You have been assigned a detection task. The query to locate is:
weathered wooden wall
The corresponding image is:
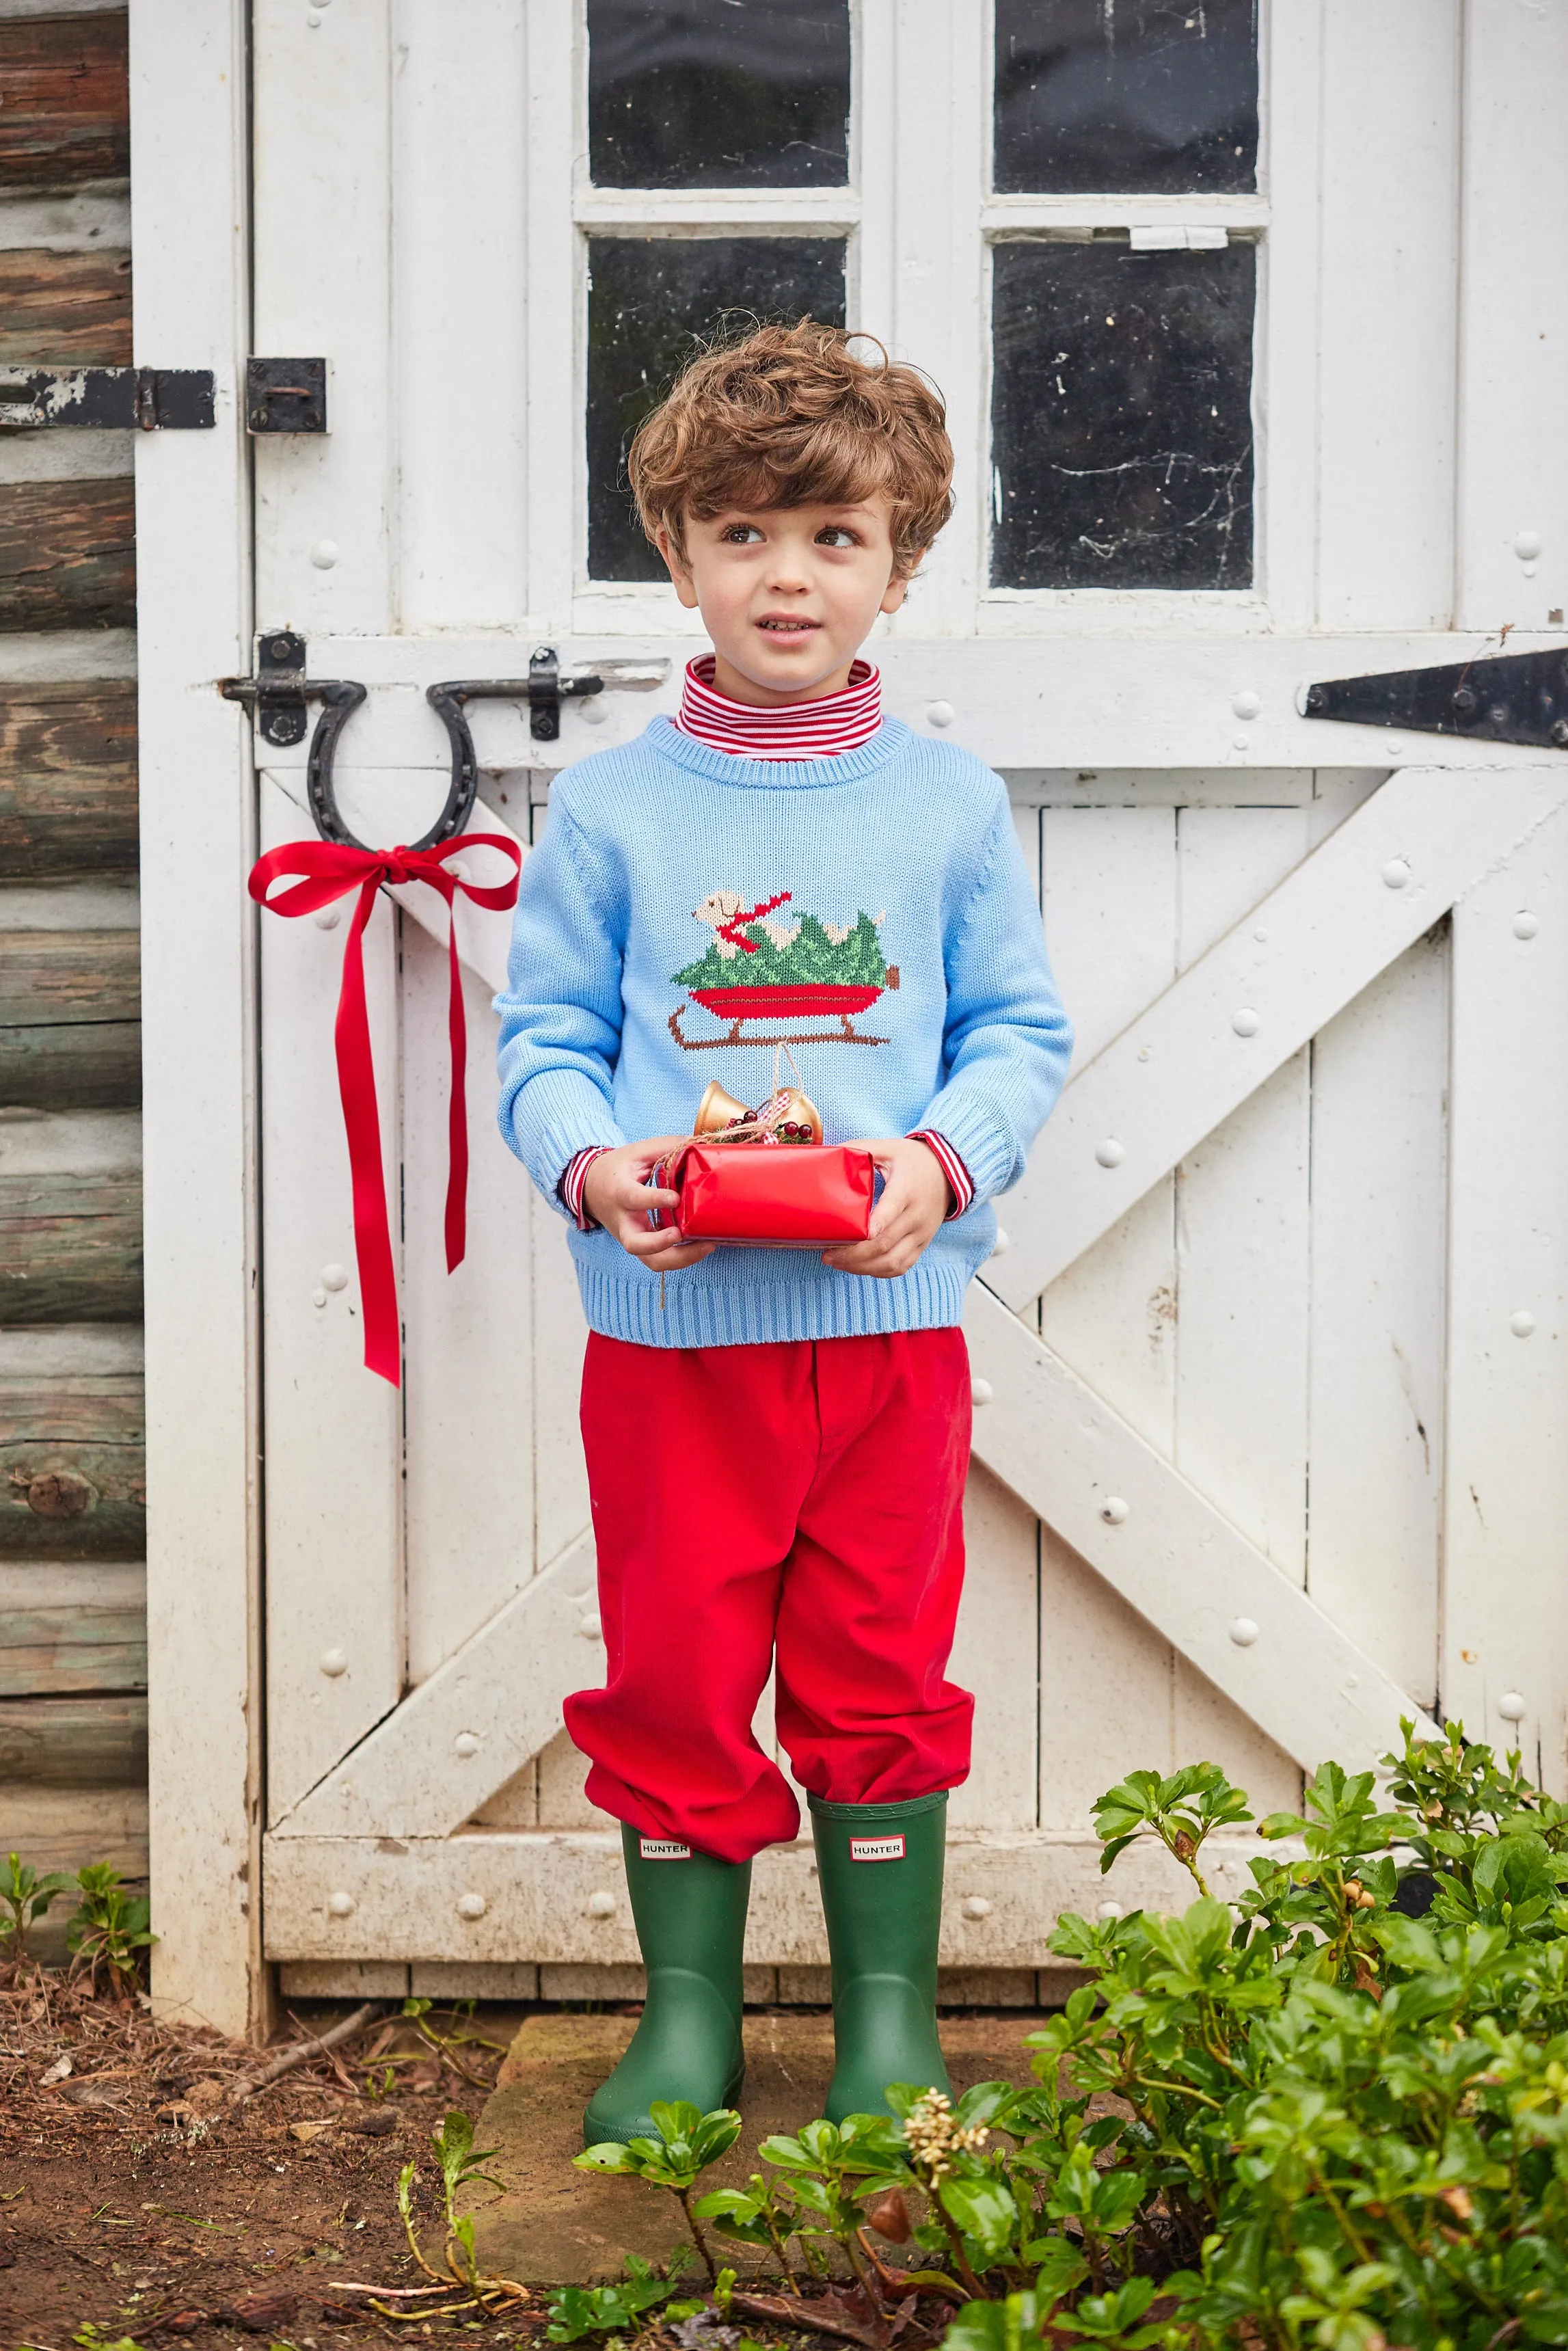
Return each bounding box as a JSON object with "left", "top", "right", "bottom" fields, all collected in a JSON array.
[{"left": 0, "top": 3, "right": 144, "bottom": 1964}]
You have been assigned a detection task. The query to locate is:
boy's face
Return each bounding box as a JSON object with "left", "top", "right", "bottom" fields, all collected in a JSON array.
[{"left": 658, "top": 494, "right": 914, "bottom": 706}]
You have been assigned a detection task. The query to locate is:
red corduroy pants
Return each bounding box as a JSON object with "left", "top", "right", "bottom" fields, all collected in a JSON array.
[{"left": 563, "top": 1328, "right": 975, "bottom": 1864}]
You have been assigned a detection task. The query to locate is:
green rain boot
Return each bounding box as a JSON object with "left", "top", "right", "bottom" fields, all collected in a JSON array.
[
  {"left": 811, "top": 1792, "right": 952, "bottom": 2123},
  {"left": 582, "top": 1827, "right": 750, "bottom": 2147}
]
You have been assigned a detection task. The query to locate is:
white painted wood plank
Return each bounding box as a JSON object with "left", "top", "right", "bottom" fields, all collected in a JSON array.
[
  {"left": 1038, "top": 809, "right": 1176, "bottom": 1442},
  {"left": 393, "top": 0, "right": 528, "bottom": 630},
  {"left": 402, "top": 934, "right": 535, "bottom": 1687},
  {"left": 1176, "top": 1057, "right": 1310, "bottom": 1576},
  {"left": 1456, "top": 1, "right": 1568, "bottom": 633},
  {"left": 1038, "top": 1522, "right": 1183, "bottom": 1833},
  {"left": 879, "top": 0, "right": 983, "bottom": 639},
  {"left": 1308, "top": 937, "right": 1448, "bottom": 1708},
  {"left": 993, "top": 767, "right": 1568, "bottom": 1312},
  {"left": 948, "top": 1464, "right": 1039, "bottom": 1833},
  {"left": 1254, "top": 0, "right": 1321, "bottom": 632},
  {"left": 1316, "top": 0, "right": 1460, "bottom": 629},
  {"left": 1174, "top": 807, "right": 1312, "bottom": 1578},
  {"left": 129, "top": 0, "right": 262, "bottom": 2038},
  {"left": 1042, "top": 807, "right": 1175, "bottom": 1065},
  {"left": 278, "top": 1533, "right": 596, "bottom": 1838},
  {"left": 1442, "top": 803, "right": 1568, "bottom": 1792},
  {"left": 262, "top": 1827, "right": 1273, "bottom": 1970},
  {"left": 524, "top": 0, "right": 577, "bottom": 626},
  {"left": 258, "top": 777, "right": 403, "bottom": 1821},
  {"left": 252, "top": 0, "right": 392, "bottom": 633},
  {"left": 964, "top": 1290, "right": 1433, "bottom": 1771}
]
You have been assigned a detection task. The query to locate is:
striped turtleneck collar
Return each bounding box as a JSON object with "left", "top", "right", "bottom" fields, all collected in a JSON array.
[{"left": 673, "top": 654, "right": 883, "bottom": 760}]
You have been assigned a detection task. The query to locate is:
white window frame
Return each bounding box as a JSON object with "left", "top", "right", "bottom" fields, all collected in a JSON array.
[{"left": 541, "top": 1, "right": 1310, "bottom": 645}]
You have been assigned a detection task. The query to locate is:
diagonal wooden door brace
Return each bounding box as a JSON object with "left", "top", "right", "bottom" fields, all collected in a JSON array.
[
  {"left": 963, "top": 1291, "right": 1435, "bottom": 1767},
  {"left": 276, "top": 1530, "right": 597, "bottom": 1837},
  {"left": 989, "top": 764, "right": 1568, "bottom": 1312}
]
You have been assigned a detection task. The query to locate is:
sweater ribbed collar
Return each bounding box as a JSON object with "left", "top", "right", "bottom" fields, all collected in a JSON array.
[{"left": 643, "top": 711, "right": 912, "bottom": 791}]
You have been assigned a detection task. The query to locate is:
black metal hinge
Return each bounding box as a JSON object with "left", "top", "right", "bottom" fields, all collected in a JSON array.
[
  {"left": 246, "top": 358, "right": 327, "bottom": 434},
  {"left": 0, "top": 366, "right": 215, "bottom": 430},
  {"left": 1304, "top": 647, "right": 1568, "bottom": 751}
]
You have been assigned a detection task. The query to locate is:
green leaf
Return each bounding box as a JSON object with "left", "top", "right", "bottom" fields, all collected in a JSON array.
[{"left": 938, "top": 2175, "right": 1018, "bottom": 2261}]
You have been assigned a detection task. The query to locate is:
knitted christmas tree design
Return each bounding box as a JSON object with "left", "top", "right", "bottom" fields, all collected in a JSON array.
[{"left": 670, "top": 890, "right": 897, "bottom": 1050}]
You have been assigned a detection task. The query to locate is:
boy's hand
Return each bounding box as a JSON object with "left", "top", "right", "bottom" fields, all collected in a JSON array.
[
  {"left": 581, "top": 1138, "right": 716, "bottom": 1274},
  {"left": 822, "top": 1136, "right": 951, "bottom": 1279}
]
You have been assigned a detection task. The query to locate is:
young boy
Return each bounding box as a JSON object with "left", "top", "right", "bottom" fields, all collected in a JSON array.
[{"left": 496, "top": 323, "right": 1071, "bottom": 2144}]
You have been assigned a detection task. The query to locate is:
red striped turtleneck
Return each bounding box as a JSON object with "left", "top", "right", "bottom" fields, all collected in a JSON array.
[
  {"left": 558, "top": 651, "right": 975, "bottom": 1228},
  {"left": 673, "top": 654, "right": 884, "bottom": 760}
]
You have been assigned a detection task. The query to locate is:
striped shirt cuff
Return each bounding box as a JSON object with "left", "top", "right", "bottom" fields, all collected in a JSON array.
[
  {"left": 560, "top": 1144, "right": 612, "bottom": 1230},
  {"left": 908, "top": 1129, "right": 976, "bottom": 1220}
]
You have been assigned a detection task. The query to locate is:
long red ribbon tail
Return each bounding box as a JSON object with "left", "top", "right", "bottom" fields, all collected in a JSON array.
[
  {"left": 442, "top": 878, "right": 468, "bottom": 1274},
  {"left": 334, "top": 870, "right": 402, "bottom": 1386}
]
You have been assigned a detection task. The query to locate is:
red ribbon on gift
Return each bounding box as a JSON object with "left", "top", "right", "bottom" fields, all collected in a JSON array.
[{"left": 248, "top": 834, "right": 523, "bottom": 1386}]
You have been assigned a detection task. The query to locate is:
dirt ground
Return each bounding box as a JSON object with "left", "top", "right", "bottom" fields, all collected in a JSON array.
[{"left": 0, "top": 1967, "right": 541, "bottom": 2350}]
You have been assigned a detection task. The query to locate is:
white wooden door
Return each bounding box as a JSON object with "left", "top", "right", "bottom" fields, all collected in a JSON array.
[{"left": 219, "top": 0, "right": 1568, "bottom": 2004}]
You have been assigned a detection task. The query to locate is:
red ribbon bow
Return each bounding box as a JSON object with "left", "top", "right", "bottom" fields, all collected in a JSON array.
[{"left": 248, "top": 834, "right": 522, "bottom": 1386}]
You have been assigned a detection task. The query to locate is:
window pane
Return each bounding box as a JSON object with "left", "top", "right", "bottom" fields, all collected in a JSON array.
[
  {"left": 994, "top": 0, "right": 1258, "bottom": 195},
  {"left": 588, "top": 0, "right": 850, "bottom": 189},
  {"left": 990, "top": 239, "right": 1254, "bottom": 591},
  {"left": 587, "top": 236, "right": 847, "bottom": 581}
]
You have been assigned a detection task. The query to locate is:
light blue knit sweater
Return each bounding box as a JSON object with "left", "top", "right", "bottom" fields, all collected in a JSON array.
[{"left": 494, "top": 716, "right": 1072, "bottom": 1347}]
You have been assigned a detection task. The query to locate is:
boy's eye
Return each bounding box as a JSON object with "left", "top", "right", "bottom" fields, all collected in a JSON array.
[
  {"left": 816, "top": 526, "right": 859, "bottom": 549},
  {"left": 721, "top": 524, "right": 765, "bottom": 544}
]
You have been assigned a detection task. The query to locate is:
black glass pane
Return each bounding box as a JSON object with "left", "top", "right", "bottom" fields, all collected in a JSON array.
[
  {"left": 990, "top": 239, "right": 1254, "bottom": 591},
  {"left": 995, "top": 0, "right": 1258, "bottom": 194},
  {"left": 587, "top": 236, "right": 847, "bottom": 581},
  {"left": 589, "top": 0, "right": 850, "bottom": 189}
]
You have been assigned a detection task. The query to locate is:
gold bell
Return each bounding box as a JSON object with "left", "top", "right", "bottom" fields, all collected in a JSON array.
[
  {"left": 694, "top": 1080, "right": 753, "bottom": 1136},
  {"left": 774, "top": 1087, "right": 823, "bottom": 1144}
]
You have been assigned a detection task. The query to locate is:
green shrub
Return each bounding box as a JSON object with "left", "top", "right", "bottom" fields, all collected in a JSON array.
[{"left": 589, "top": 1723, "right": 1568, "bottom": 2348}]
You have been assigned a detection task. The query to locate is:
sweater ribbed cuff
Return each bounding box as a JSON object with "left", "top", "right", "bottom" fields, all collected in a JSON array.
[{"left": 908, "top": 1129, "right": 975, "bottom": 1219}]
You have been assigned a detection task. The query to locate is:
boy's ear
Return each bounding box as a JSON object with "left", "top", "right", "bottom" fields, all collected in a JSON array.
[
  {"left": 655, "top": 525, "right": 701, "bottom": 610},
  {"left": 880, "top": 548, "right": 925, "bottom": 616}
]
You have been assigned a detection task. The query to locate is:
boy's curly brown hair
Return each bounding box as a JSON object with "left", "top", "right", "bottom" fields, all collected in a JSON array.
[{"left": 627, "top": 319, "right": 954, "bottom": 581}]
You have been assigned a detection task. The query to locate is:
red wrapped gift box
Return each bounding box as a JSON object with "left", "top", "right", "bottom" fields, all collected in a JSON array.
[{"left": 653, "top": 1143, "right": 875, "bottom": 1247}]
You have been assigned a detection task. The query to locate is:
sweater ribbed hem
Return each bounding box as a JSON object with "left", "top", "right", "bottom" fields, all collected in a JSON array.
[
  {"left": 808, "top": 1792, "right": 951, "bottom": 1823},
  {"left": 575, "top": 1251, "right": 969, "bottom": 1348}
]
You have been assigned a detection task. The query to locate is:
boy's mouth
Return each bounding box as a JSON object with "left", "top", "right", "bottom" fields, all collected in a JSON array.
[{"left": 756, "top": 616, "right": 820, "bottom": 637}]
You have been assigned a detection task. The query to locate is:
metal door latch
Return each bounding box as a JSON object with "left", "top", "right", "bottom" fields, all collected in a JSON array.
[
  {"left": 0, "top": 366, "right": 215, "bottom": 430},
  {"left": 428, "top": 648, "right": 605, "bottom": 762},
  {"left": 1304, "top": 647, "right": 1568, "bottom": 750},
  {"left": 221, "top": 632, "right": 375, "bottom": 846},
  {"left": 246, "top": 358, "right": 328, "bottom": 433}
]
